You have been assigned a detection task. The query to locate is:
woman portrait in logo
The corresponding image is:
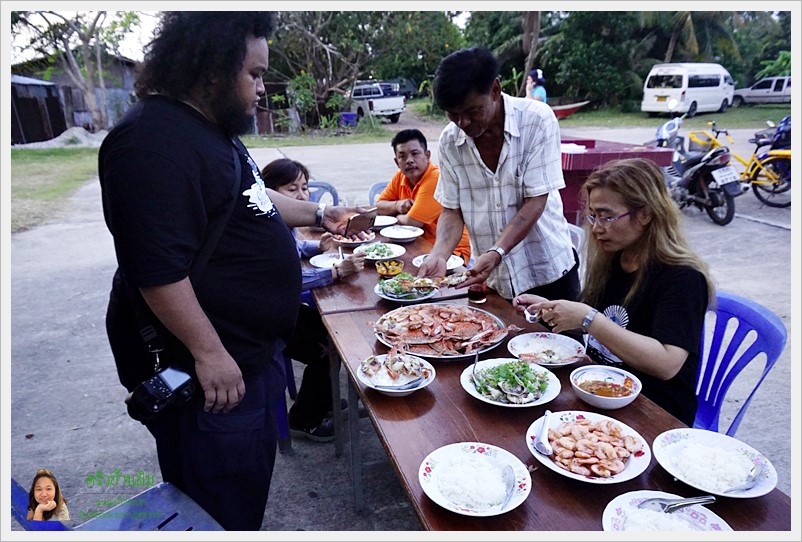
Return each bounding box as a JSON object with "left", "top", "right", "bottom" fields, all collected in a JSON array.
[{"left": 27, "top": 469, "right": 70, "bottom": 521}]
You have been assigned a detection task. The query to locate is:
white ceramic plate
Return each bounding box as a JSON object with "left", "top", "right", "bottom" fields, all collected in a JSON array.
[
  {"left": 380, "top": 225, "right": 424, "bottom": 243},
  {"left": 374, "top": 303, "right": 507, "bottom": 360},
  {"left": 308, "top": 253, "right": 342, "bottom": 269},
  {"left": 602, "top": 490, "right": 733, "bottom": 531},
  {"left": 333, "top": 231, "right": 376, "bottom": 247},
  {"left": 459, "top": 358, "right": 561, "bottom": 408},
  {"left": 373, "top": 282, "right": 437, "bottom": 304},
  {"left": 652, "top": 428, "right": 777, "bottom": 498},
  {"left": 419, "top": 442, "right": 531, "bottom": 516},
  {"left": 356, "top": 354, "right": 436, "bottom": 397},
  {"left": 353, "top": 242, "right": 406, "bottom": 261},
  {"left": 372, "top": 215, "right": 398, "bottom": 231},
  {"left": 525, "top": 410, "right": 651, "bottom": 484},
  {"left": 412, "top": 253, "right": 465, "bottom": 271},
  {"left": 507, "top": 332, "right": 585, "bottom": 368}
]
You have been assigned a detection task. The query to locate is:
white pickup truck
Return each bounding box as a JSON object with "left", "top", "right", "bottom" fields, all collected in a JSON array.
[
  {"left": 732, "top": 76, "right": 791, "bottom": 106},
  {"left": 348, "top": 82, "right": 405, "bottom": 123}
]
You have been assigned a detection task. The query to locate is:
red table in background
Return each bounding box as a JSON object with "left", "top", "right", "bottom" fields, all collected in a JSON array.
[{"left": 560, "top": 139, "right": 675, "bottom": 224}]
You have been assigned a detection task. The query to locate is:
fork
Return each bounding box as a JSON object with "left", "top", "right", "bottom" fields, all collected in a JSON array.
[{"left": 338, "top": 246, "right": 344, "bottom": 262}]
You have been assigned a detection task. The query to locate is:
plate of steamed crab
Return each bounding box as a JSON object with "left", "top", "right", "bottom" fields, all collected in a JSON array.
[
  {"left": 507, "top": 332, "right": 587, "bottom": 368},
  {"left": 460, "top": 358, "right": 561, "bottom": 407},
  {"left": 371, "top": 302, "right": 522, "bottom": 360},
  {"left": 525, "top": 410, "right": 651, "bottom": 484}
]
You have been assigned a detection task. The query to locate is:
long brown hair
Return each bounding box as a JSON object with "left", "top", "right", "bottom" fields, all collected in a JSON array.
[
  {"left": 579, "top": 158, "right": 715, "bottom": 308},
  {"left": 27, "top": 469, "right": 67, "bottom": 520}
]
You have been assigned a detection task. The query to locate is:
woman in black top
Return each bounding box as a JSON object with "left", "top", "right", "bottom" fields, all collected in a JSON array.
[{"left": 514, "top": 158, "right": 714, "bottom": 425}]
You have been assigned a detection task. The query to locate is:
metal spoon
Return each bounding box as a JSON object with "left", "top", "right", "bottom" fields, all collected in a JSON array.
[
  {"left": 533, "top": 409, "right": 553, "bottom": 456},
  {"left": 523, "top": 307, "right": 540, "bottom": 324},
  {"left": 338, "top": 246, "right": 344, "bottom": 262},
  {"left": 471, "top": 352, "right": 480, "bottom": 382},
  {"left": 637, "top": 495, "right": 716, "bottom": 514},
  {"left": 499, "top": 464, "right": 516, "bottom": 510},
  {"left": 724, "top": 463, "right": 764, "bottom": 494},
  {"left": 373, "top": 376, "right": 424, "bottom": 391}
]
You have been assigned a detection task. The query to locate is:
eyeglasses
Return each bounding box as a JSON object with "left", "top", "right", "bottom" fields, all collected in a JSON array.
[{"left": 586, "top": 211, "right": 632, "bottom": 228}]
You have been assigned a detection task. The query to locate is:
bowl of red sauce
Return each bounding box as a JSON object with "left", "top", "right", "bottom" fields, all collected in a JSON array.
[{"left": 570, "top": 365, "right": 641, "bottom": 410}]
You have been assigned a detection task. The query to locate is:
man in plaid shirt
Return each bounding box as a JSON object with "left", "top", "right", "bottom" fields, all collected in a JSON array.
[{"left": 419, "top": 47, "right": 580, "bottom": 304}]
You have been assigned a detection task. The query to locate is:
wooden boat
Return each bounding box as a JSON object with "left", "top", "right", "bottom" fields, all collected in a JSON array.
[{"left": 551, "top": 100, "right": 590, "bottom": 120}]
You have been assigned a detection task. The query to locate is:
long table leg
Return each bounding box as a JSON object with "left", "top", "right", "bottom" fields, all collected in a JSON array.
[
  {"left": 328, "top": 339, "right": 345, "bottom": 457},
  {"left": 347, "top": 376, "right": 364, "bottom": 514}
]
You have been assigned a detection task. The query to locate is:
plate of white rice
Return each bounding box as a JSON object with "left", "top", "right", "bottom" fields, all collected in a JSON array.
[
  {"left": 653, "top": 428, "right": 777, "bottom": 498},
  {"left": 602, "top": 490, "right": 732, "bottom": 531},
  {"left": 418, "top": 442, "right": 531, "bottom": 516}
]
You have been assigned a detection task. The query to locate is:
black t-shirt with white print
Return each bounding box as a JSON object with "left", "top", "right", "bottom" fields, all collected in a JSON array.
[
  {"left": 585, "top": 255, "right": 708, "bottom": 425},
  {"left": 100, "top": 95, "right": 301, "bottom": 376}
]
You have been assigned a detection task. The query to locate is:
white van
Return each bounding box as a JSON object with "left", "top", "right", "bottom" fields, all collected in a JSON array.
[{"left": 641, "top": 63, "right": 735, "bottom": 117}]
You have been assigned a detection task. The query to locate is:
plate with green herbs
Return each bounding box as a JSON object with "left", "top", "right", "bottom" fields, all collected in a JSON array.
[
  {"left": 460, "top": 358, "right": 560, "bottom": 408},
  {"left": 354, "top": 242, "right": 406, "bottom": 261}
]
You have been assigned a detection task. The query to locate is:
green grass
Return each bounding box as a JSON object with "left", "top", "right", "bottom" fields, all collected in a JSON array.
[
  {"left": 11, "top": 147, "right": 100, "bottom": 232},
  {"left": 406, "top": 97, "right": 447, "bottom": 122},
  {"left": 559, "top": 103, "right": 791, "bottom": 130}
]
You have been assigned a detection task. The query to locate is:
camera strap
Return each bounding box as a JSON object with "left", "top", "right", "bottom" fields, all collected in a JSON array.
[{"left": 125, "top": 143, "right": 243, "bottom": 371}]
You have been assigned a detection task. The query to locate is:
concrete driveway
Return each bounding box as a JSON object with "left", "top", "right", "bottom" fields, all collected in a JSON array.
[{"left": 9, "top": 121, "right": 793, "bottom": 532}]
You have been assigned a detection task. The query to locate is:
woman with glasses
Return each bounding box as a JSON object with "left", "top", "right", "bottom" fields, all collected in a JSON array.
[{"left": 514, "top": 158, "right": 714, "bottom": 424}]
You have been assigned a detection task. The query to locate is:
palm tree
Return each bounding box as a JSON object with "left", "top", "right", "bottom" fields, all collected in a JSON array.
[{"left": 640, "top": 11, "right": 740, "bottom": 63}]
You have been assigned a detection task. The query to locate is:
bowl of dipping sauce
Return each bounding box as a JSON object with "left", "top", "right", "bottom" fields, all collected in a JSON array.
[
  {"left": 570, "top": 365, "right": 641, "bottom": 410},
  {"left": 375, "top": 259, "right": 404, "bottom": 277}
]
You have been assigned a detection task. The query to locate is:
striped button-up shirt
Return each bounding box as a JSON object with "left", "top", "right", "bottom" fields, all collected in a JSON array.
[{"left": 435, "top": 93, "right": 575, "bottom": 299}]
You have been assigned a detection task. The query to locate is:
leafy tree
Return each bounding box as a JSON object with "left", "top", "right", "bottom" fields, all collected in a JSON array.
[
  {"left": 639, "top": 11, "right": 739, "bottom": 63},
  {"left": 366, "top": 12, "right": 464, "bottom": 85},
  {"left": 11, "top": 10, "right": 140, "bottom": 130},
  {"left": 538, "top": 12, "right": 649, "bottom": 106},
  {"left": 728, "top": 11, "right": 791, "bottom": 85}
]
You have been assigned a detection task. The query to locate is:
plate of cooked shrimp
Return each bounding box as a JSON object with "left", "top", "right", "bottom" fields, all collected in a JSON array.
[{"left": 525, "top": 410, "right": 651, "bottom": 484}]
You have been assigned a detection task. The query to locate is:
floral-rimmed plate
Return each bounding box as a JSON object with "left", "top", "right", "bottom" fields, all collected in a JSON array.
[
  {"left": 373, "top": 282, "right": 437, "bottom": 304},
  {"left": 602, "top": 490, "right": 733, "bottom": 531},
  {"left": 412, "top": 253, "right": 465, "bottom": 271},
  {"left": 418, "top": 441, "right": 531, "bottom": 516},
  {"left": 525, "top": 410, "right": 651, "bottom": 484},
  {"left": 652, "top": 428, "right": 777, "bottom": 498},
  {"left": 308, "top": 253, "right": 342, "bottom": 269},
  {"left": 333, "top": 231, "right": 376, "bottom": 247},
  {"left": 507, "top": 332, "right": 585, "bottom": 368},
  {"left": 459, "top": 358, "right": 561, "bottom": 408},
  {"left": 353, "top": 242, "right": 406, "bottom": 261},
  {"left": 356, "top": 354, "right": 436, "bottom": 397}
]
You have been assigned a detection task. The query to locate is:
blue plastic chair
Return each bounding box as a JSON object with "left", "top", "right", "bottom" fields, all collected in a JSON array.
[
  {"left": 308, "top": 181, "right": 339, "bottom": 206},
  {"left": 368, "top": 181, "right": 389, "bottom": 205},
  {"left": 693, "top": 290, "right": 786, "bottom": 437}
]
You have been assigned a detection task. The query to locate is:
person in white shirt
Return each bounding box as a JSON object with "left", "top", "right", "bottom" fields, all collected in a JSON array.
[{"left": 418, "top": 47, "right": 579, "bottom": 304}]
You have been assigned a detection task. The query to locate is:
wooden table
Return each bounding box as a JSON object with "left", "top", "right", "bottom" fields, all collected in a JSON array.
[
  {"left": 319, "top": 295, "right": 792, "bottom": 531},
  {"left": 302, "top": 229, "right": 468, "bottom": 455}
]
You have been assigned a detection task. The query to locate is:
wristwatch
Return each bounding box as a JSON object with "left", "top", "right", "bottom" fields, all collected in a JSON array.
[
  {"left": 314, "top": 202, "right": 326, "bottom": 228},
  {"left": 581, "top": 308, "right": 599, "bottom": 333},
  {"left": 486, "top": 245, "right": 506, "bottom": 260}
]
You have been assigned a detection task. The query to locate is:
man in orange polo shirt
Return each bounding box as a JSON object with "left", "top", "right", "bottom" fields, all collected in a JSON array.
[{"left": 375, "top": 129, "right": 472, "bottom": 264}]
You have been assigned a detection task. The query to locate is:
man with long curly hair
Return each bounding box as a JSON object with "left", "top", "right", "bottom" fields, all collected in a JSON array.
[{"left": 99, "top": 12, "right": 356, "bottom": 530}]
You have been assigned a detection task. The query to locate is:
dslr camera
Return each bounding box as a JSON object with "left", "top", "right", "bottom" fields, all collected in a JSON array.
[{"left": 125, "top": 366, "right": 196, "bottom": 424}]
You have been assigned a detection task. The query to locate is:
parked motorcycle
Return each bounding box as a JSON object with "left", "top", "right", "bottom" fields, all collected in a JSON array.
[{"left": 644, "top": 100, "right": 742, "bottom": 225}]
